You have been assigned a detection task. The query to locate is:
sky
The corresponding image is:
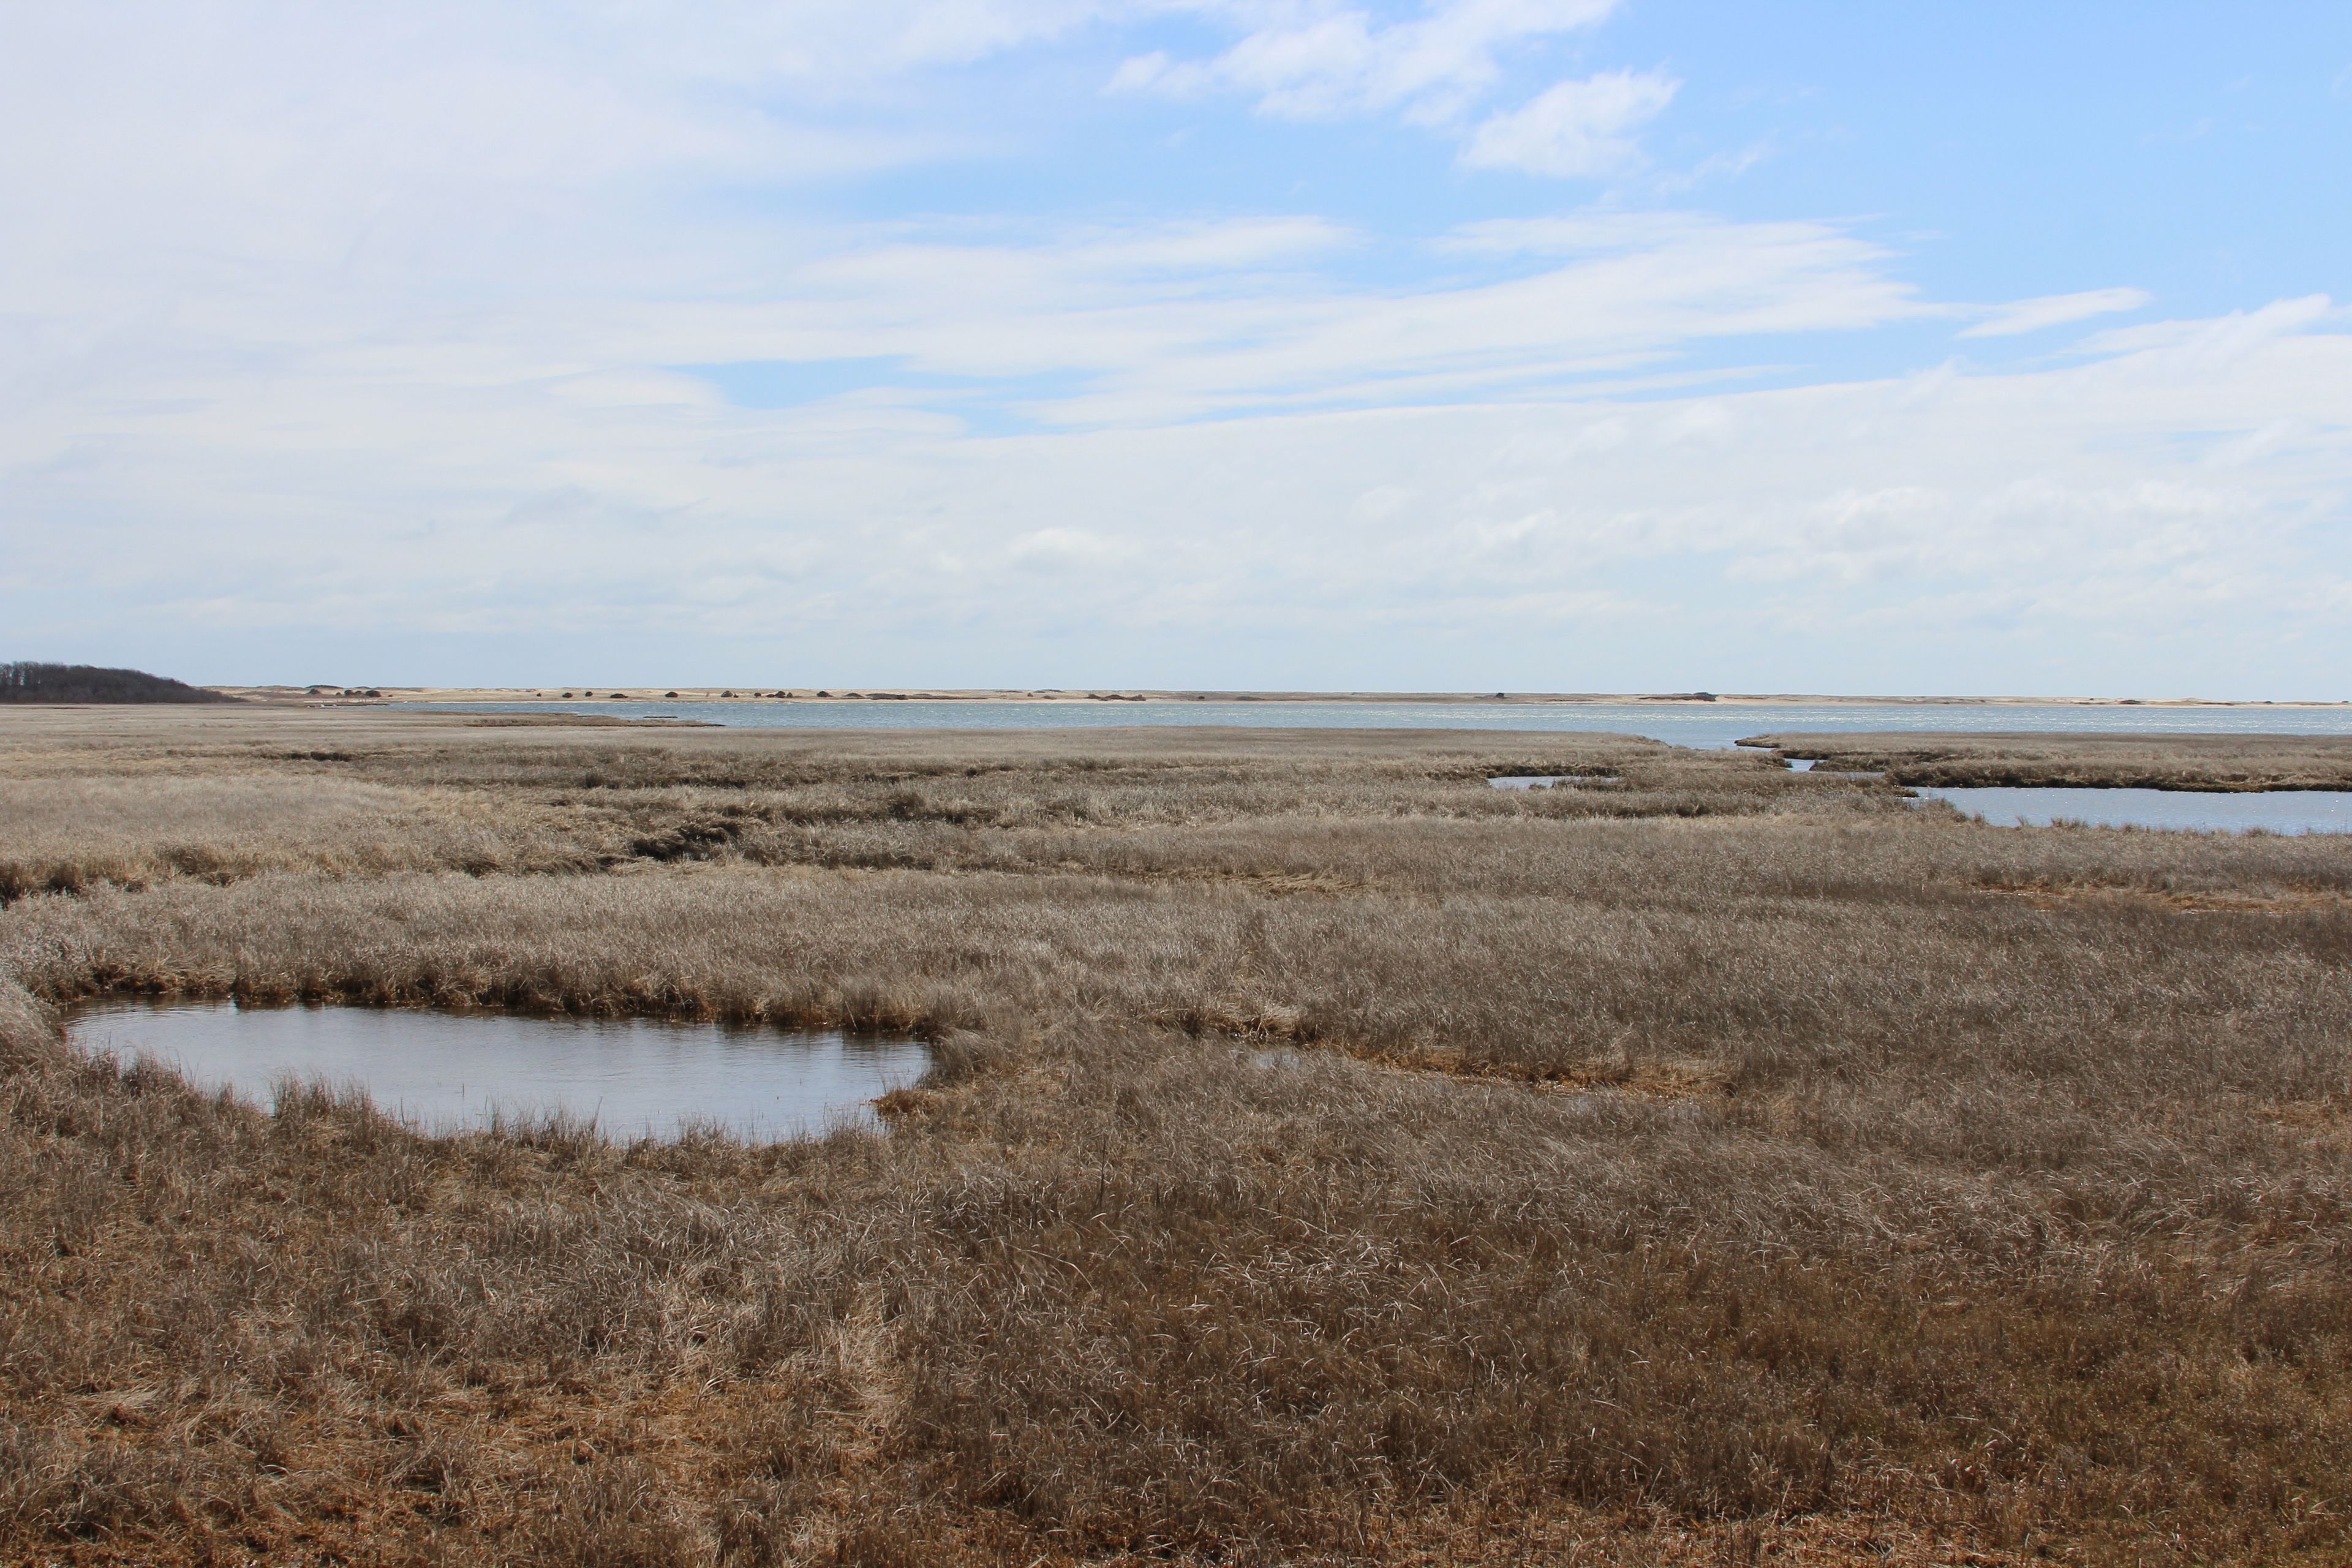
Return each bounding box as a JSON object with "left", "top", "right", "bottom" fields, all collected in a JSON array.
[{"left": 3, "top": 1, "right": 2348, "bottom": 696}]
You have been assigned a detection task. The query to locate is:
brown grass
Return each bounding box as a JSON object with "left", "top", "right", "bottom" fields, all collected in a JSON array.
[
  {"left": 2, "top": 708, "right": 2350, "bottom": 1564},
  {"left": 1749, "top": 729, "right": 2352, "bottom": 790}
]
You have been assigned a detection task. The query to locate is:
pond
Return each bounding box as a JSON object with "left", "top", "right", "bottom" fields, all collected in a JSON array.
[
  {"left": 65, "top": 1000, "right": 932, "bottom": 1140},
  {"left": 1912, "top": 787, "right": 2352, "bottom": 834}
]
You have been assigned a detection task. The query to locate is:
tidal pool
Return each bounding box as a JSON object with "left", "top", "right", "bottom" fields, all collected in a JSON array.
[
  {"left": 1912, "top": 786, "right": 2352, "bottom": 834},
  {"left": 66, "top": 1000, "right": 932, "bottom": 1140},
  {"left": 1488, "top": 774, "right": 1608, "bottom": 789}
]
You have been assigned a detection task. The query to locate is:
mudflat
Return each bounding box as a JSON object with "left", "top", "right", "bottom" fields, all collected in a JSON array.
[{"left": 2, "top": 706, "right": 2348, "bottom": 1565}]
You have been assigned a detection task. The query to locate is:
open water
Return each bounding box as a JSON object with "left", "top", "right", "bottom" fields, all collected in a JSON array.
[
  {"left": 66, "top": 1000, "right": 930, "bottom": 1141},
  {"left": 1912, "top": 787, "right": 2352, "bottom": 834}
]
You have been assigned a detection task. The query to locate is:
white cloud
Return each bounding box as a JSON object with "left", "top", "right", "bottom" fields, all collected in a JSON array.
[
  {"left": 0, "top": 1, "right": 1112, "bottom": 271},
  {"left": 4, "top": 3, "right": 2347, "bottom": 694},
  {"left": 1107, "top": 50, "right": 1180, "bottom": 92},
  {"left": 1009, "top": 526, "right": 1136, "bottom": 570},
  {"left": 2071, "top": 295, "right": 2341, "bottom": 361},
  {"left": 1459, "top": 68, "right": 1678, "bottom": 175},
  {"left": 12, "top": 208, "right": 2347, "bottom": 686},
  {"left": 1960, "top": 287, "right": 2154, "bottom": 338},
  {"left": 1107, "top": 3, "right": 1679, "bottom": 177},
  {"left": 599, "top": 209, "right": 1924, "bottom": 426},
  {"left": 1109, "top": 0, "right": 1619, "bottom": 124}
]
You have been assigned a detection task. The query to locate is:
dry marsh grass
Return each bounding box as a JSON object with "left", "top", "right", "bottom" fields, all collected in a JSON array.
[
  {"left": 1752, "top": 729, "right": 2352, "bottom": 791},
  {"left": 0, "top": 712, "right": 1869, "bottom": 902},
  {"left": 2, "top": 708, "right": 2350, "bottom": 1564}
]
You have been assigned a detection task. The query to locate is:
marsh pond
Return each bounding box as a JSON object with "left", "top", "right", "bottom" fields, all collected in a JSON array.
[
  {"left": 66, "top": 1000, "right": 932, "bottom": 1140},
  {"left": 1913, "top": 786, "right": 2352, "bottom": 834}
]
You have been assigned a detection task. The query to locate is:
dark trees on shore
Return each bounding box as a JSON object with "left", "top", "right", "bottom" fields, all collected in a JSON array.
[{"left": 0, "top": 662, "right": 238, "bottom": 704}]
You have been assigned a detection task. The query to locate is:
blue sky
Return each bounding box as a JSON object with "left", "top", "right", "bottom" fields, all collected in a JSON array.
[{"left": 4, "top": 2, "right": 2348, "bottom": 695}]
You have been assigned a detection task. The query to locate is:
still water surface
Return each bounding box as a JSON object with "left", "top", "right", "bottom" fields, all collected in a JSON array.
[
  {"left": 1913, "top": 787, "right": 2352, "bottom": 834},
  {"left": 392, "top": 699, "right": 2352, "bottom": 752},
  {"left": 66, "top": 1000, "right": 930, "bottom": 1140}
]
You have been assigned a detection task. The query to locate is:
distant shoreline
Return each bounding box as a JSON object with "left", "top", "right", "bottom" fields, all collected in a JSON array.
[{"left": 213, "top": 685, "right": 2349, "bottom": 709}]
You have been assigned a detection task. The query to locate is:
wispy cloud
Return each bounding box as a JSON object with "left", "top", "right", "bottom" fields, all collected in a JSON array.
[
  {"left": 1960, "top": 287, "right": 2154, "bottom": 338},
  {"left": 16, "top": 293, "right": 2347, "bottom": 687},
  {"left": 1107, "top": 0, "right": 1668, "bottom": 176},
  {"left": 629, "top": 209, "right": 1927, "bottom": 426},
  {"left": 1459, "top": 68, "right": 1677, "bottom": 175},
  {"left": 2068, "top": 295, "right": 2339, "bottom": 359},
  {"left": 1109, "top": 0, "right": 1620, "bottom": 123}
]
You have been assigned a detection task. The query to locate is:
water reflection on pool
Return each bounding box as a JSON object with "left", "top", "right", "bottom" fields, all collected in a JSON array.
[
  {"left": 1912, "top": 787, "right": 2352, "bottom": 834},
  {"left": 66, "top": 1000, "right": 932, "bottom": 1140}
]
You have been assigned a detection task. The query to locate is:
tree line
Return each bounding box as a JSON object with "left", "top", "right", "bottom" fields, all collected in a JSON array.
[{"left": 0, "top": 662, "right": 239, "bottom": 703}]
